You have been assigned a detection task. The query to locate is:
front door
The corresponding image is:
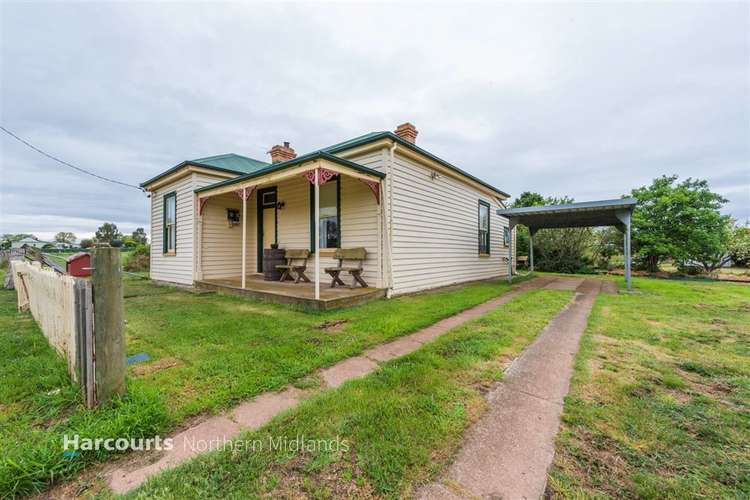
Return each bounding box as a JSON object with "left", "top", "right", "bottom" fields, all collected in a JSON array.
[{"left": 257, "top": 187, "right": 278, "bottom": 271}]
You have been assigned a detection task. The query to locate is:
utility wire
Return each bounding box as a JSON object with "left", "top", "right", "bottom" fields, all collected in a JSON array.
[{"left": 1, "top": 125, "right": 143, "bottom": 191}]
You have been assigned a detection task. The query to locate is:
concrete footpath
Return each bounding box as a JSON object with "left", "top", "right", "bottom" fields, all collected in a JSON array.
[
  {"left": 108, "top": 276, "right": 555, "bottom": 494},
  {"left": 417, "top": 278, "right": 602, "bottom": 499}
]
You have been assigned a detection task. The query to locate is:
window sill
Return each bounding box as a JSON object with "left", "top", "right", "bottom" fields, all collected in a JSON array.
[
  {"left": 479, "top": 253, "right": 491, "bottom": 258},
  {"left": 163, "top": 251, "right": 176, "bottom": 257}
]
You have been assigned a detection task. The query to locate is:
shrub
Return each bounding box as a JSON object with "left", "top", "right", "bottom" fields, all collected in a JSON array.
[
  {"left": 534, "top": 227, "right": 596, "bottom": 274},
  {"left": 80, "top": 238, "right": 94, "bottom": 249},
  {"left": 124, "top": 244, "right": 150, "bottom": 272},
  {"left": 729, "top": 227, "right": 750, "bottom": 268}
]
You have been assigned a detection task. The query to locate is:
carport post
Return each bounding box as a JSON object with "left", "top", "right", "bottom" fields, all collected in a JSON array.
[
  {"left": 507, "top": 221, "right": 515, "bottom": 282},
  {"left": 529, "top": 227, "right": 537, "bottom": 272},
  {"left": 625, "top": 218, "right": 632, "bottom": 290}
]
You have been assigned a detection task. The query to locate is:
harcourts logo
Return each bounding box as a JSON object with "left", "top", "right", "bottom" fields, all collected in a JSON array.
[{"left": 63, "top": 435, "right": 173, "bottom": 456}]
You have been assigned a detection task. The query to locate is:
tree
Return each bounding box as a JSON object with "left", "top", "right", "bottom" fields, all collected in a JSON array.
[
  {"left": 511, "top": 191, "right": 547, "bottom": 257},
  {"left": 95, "top": 223, "right": 123, "bottom": 244},
  {"left": 533, "top": 226, "right": 595, "bottom": 273},
  {"left": 131, "top": 227, "right": 148, "bottom": 245},
  {"left": 630, "top": 176, "right": 729, "bottom": 273},
  {"left": 728, "top": 226, "right": 750, "bottom": 268},
  {"left": 509, "top": 193, "right": 595, "bottom": 273},
  {"left": 593, "top": 227, "right": 624, "bottom": 270},
  {"left": 1, "top": 233, "right": 33, "bottom": 250},
  {"left": 80, "top": 238, "right": 94, "bottom": 249},
  {"left": 54, "top": 232, "right": 76, "bottom": 247}
]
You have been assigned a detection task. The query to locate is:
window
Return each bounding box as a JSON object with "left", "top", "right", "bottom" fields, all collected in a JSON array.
[
  {"left": 310, "top": 179, "right": 340, "bottom": 250},
  {"left": 478, "top": 200, "right": 490, "bottom": 254},
  {"left": 504, "top": 226, "right": 510, "bottom": 247},
  {"left": 163, "top": 192, "right": 176, "bottom": 254}
]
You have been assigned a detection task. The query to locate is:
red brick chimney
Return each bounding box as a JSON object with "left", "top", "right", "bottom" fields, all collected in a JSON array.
[
  {"left": 268, "top": 141, "right": 296, "bottom": 163},
  {"left": 394, "top": 122, "right": 418, "bottom": 144}
]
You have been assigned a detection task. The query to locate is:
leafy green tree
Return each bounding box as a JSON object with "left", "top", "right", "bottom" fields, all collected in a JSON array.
[
  {"left": 593, "top": 227, "right": 624, "bottom": 270},
  {"left": 131, "top": 227, "right": 148, "bottom": 245},
  {"left": 80, "top": 238, "right": 94, "bottom": 249},
  {"left": 54, "top": 232, "right": 76, "bottom": 247},
  {"left": 728, "top": 226, "right": 750, "bottom": 268},
  {"left": 511, "top": 191, "right": 547, "bottom": 257},
  {"left": 630, "top": 176, "right": 729, "bottom": 272},
  {"left": 95, "top": 223, "right": 123, "bottom": 244},
  {"left": 1, "top": 233, "right": 33, "bottom": 250}
]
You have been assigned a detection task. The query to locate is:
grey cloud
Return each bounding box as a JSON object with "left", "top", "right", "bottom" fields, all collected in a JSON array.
[{"left": 1, "top": 1, "right": 747, "bottom": 239}]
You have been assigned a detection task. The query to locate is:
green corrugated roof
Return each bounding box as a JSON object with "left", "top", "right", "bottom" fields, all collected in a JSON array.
[{"left": 191, "top": 153, "right": 269, "bottom": 174}]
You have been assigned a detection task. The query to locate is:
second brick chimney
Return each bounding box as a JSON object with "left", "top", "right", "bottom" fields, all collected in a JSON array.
[
  {"left": 394, "top": 122, "right": 418, "bottom": 143},
  {"left": 268, "top": 141, "right": 297, "bottom": 163}
]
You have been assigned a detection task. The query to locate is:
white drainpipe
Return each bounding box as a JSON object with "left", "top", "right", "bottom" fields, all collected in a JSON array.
[{"left": 385, "top": 141, "right": 397, "bottom": 298}]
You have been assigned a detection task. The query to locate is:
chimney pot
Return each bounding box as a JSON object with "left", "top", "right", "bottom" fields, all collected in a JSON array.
[
  {"left": 268, "top": 142, "right": 297, "bottom": 163},
  {"left": 394, "top": 122, "right": 418, "bottom": 143}
]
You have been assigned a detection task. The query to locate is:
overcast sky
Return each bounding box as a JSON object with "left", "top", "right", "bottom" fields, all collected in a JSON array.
[{"left": 1, "top": 1, "right": 748, "bottom": 241}]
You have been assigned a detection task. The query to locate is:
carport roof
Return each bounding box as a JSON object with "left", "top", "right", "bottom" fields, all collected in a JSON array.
[{"left": 496, "top": 197, "right": 636, "bottom": 230}]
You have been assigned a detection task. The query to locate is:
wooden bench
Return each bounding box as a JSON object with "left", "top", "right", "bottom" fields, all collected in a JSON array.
[
  {"left": 325, "top": 247, "right": 368, "bottom": 288},
  {"left": 276, "top": 249, "right": 311, "bottom": 283},
  {"left": 517, "top": 256, "right": 529, "bottom": 268}
]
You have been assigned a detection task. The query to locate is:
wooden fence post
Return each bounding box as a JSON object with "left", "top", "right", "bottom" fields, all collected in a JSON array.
[
  {"left": 92, "top": 247, "right": 126, "bottom": 403},
  {"left": 74, "top": 279, "right": 96, "bottom": 407}
]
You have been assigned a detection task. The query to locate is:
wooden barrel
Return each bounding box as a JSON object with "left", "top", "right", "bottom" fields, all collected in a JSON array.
[{"left": 263, "top": 248, "right": 286, "bottom": 281}]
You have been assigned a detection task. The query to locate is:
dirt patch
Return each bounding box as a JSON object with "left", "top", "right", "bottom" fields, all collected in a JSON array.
[
  {"left": 263, "top": 449, "right": 377, "bottom": 499},
  {"left": 550, "top": 431, "right": 632, "bottom": 498},
  {"left": 318, "top": 319, "right": 349, "bottom": 331},
  {"left": 132, "top": 356, "right": 182, "bottom": 376}
]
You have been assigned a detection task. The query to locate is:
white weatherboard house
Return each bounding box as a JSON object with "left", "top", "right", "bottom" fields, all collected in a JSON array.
[{"left": 141, "top": 123, "right": 514, "bottom": 307}]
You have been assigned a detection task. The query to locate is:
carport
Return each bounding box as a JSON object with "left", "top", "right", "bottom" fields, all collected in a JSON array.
[{"left": 497, "top": 198, "right": 637, "bottom": 290}]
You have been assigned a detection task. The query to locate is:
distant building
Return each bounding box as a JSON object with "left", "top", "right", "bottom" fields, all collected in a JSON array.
[{"left": 11, "top": 237, "right": 51, "bottom": 249}]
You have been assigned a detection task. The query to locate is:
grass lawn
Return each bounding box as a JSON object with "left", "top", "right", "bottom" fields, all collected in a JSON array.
[
  {"left": 126, "top": 288, "right": 574, "bottom": 498},
  {"left": 548, "top": 277, "right": 750, "bottom": 498},
  {"left": 0, "top": 270, "right": 528, "bottom": 497}
]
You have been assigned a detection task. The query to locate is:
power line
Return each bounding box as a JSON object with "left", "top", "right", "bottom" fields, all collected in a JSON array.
[{"left": 0, "top": 125, "right": 143, "bottom": 191}]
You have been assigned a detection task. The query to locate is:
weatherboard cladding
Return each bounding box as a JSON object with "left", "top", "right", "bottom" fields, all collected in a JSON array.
[{"left": 388, "top": 151, "right": 510, "bottom": 294}]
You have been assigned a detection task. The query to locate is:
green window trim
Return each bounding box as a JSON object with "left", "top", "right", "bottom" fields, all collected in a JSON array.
[
  {"left": 309, "top": 178, "right": 341, "bottom": 252},
  {"left": 478, "top": 199, "right": 490, "bottom": 255},
  {"left": 162, "top": 191, "right": 177, "bottom": 254}
]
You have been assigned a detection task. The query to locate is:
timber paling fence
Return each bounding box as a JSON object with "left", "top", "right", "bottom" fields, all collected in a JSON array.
[{"left": 10, "top": 247, "right": 126, "bottom": 408}]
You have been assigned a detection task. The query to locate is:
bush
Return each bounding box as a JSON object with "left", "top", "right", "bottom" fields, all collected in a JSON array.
[
  {"left": 534, "top": 227, "right": 596, "bottom": 274},
  {"left": 729, "top": 227, "right": 750, "bottom": 267},
  {"left": 124, "top": 244, "right": 150, "bottom": 272},
  {"left": 80, "top": 238, "right": 94, "bottom": 249}
]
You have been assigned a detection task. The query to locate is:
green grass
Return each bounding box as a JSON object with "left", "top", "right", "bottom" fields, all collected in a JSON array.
[
  {"left": 0, "top": 270, "right": 529, "bottom": 497},
  {"left": 126, "top": 289, "right": 573, "bottom": 498},
  {"left": 548, "top": 277, "right": 750, "bottom": 498}
]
